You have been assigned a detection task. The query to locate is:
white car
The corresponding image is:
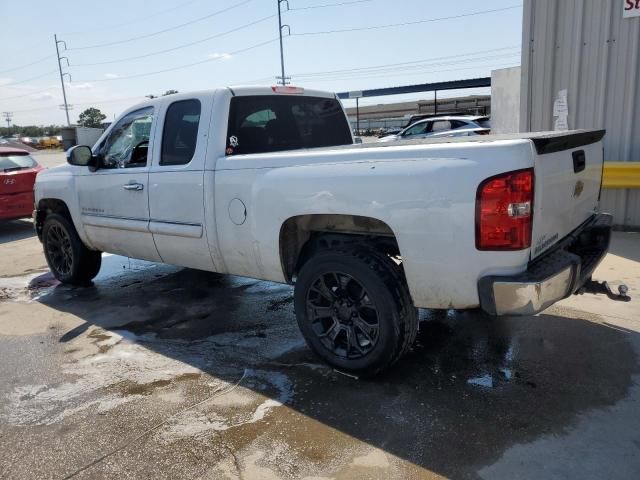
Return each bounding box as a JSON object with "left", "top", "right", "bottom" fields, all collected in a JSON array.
[
  {"left": 378, "top": 116, "right": 491, "bottom": 142},
  {"left": 33, "top": 86, "right": 625, "bottom": 376}
]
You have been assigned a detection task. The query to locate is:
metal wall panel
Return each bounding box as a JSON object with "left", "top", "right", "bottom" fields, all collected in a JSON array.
[{"left": 521, "top": 0, "right": 640, "bottom": 227}]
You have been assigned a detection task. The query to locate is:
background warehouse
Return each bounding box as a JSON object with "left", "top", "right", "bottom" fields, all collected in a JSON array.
[{"left": 521, "top": 0, "right": 640, "bottom": 228}]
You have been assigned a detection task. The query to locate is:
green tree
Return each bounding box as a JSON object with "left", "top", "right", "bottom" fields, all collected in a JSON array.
[{"left": 77, "top": 107, "right": 107, "bottom": 128}]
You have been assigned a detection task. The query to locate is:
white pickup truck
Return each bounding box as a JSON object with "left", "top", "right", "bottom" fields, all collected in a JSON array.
[{"left": 34, "top": 86, "right": 629, "bottom": 376}]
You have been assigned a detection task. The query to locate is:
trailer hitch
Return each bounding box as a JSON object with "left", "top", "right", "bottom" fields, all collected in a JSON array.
[{"left": 577, "top": 279, "right": 631, "bottom": 302}]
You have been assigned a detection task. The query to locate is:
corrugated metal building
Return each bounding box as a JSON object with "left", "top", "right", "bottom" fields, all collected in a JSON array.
[{"left": 520, "top": 0, "right": 640, "bottom": 227}]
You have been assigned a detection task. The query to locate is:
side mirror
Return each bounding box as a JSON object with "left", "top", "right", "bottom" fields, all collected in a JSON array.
[{"left": 67, "top": 145, "right": 95, "bottom": 167}]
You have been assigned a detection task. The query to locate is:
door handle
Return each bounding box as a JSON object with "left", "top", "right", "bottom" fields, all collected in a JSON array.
[{"left": 123, "top": 182, "right": 144, "bottom": 191}]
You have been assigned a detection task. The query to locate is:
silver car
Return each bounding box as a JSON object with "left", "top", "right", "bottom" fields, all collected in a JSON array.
[{"left": 378, "top": 116, "right": 491, "bottom": 142}]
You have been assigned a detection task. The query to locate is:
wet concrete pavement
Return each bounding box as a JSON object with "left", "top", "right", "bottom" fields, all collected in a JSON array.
[{"left": 0, "top": 221, "right": 639, "bottom": 479}]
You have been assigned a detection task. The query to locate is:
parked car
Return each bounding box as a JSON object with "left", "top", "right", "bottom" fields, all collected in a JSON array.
[
  {"left": 0, "top": 147, "right": 44, "bottom": 220},
  {"left": 33, "top": 86, "right": 624, "bottom": 376},
  {"left": 378, "top": 116, "right": 491, "bottom": 142}
]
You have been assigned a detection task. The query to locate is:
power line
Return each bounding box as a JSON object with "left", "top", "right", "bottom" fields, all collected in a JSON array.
[
  {"left": 60, "top": 0, "right": 204, "bottom": 35},
  {"left": 293, "top": 5, "right": 522, "bottom": 35},
  {"left": 291, "top": 47, "right": 521, "bottom": 78},
  {"left": 70, "top": 14, "right": 276, "bottom": 67},
  {"left": 289, "top": 0, "right": 373, "bottom": 11},
  {"left": 76, "top": 38, "right": 279, "bottom": 83},
  {"left": 242, "top": 50, "right": 520, "bottom": 83},
  {"left": 306, "top": 63, "right": 521, "bottom": 84},
  {"left": 0, "top": 70, "right": 58, "bottom": 87},
  {"left": 0, "top": 88, "right": 56, "bottom": 102},
  {"left": 294, "top": 53, "right": 522, "bottom": 80},
  {"left": 0, "top": 56, "right": 55, "bottom": 75},
  {"left": 234, "top": 46, "right": 521, "bottom": 84},
  {"left": 67, "top": 0, "right": 255, "bottom": 50},
  {"left": 11, "top": 95, "right": 147, "bottom": 114}
]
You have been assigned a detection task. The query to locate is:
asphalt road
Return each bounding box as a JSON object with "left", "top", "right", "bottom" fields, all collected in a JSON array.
[{"left": 0, "top": 217, "right": 639, "bottom": 479}]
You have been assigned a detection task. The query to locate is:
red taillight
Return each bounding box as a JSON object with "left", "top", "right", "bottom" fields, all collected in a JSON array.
[{"left": 476, "top": 168, "right": 534, "bottom": 250}]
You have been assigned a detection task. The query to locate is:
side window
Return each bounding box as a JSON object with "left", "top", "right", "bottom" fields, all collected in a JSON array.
[
  {"left": 430, "top": 120, "right": 452, "bottom": 132},
  {"left": 403, "top": 122, "right": 428, "bottom": 136},
  {"left": 161, "top": 99, "right": 201, "bottom": 166},
  {"left": 449, "top": 120, "right": 467, "bottom": 130},
  {"left": 100, "top": 107, "right": 154, "bottom": 169}
]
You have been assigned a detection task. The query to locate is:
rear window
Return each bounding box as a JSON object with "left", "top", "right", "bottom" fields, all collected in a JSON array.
[
  {"left": 0, "top": 154, "right": 37, "bottom": 171},
  {"left": 476, "top": 118, "right": 491, "bottom": 128},
  {"left": 226, "top": 95, "right": 352, "bottom": 155}
]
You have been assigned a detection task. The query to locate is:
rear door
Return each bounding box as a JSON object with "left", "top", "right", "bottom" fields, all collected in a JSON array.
[
  {"left": 530, "top": 131, "right": 605, "bottom": 259},
  {"left": 148, "top": 94, "right": 215, "bottom": 270}
]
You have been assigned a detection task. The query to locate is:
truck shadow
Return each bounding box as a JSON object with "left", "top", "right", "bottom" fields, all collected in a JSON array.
[
  {"left": 0, "top": 219, "right": 35, "bottom": 244},
  {"left": 20, "top": 255, "right": 640, "bottom": 478}
]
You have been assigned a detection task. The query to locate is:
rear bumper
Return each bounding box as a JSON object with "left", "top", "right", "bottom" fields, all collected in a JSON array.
[
  {"left": 0, "top": 191, "right": 35, "bottom": 220},
  {"left": 478, "top": 213, "right": 612, "bottom": 316}
]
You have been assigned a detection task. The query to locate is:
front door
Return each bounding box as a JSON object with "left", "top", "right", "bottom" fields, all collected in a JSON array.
[
  {"left": 76, "top": 106, "right": 161, "bottom": 262},
  {"left": 148, "top": 95, "right": 215, "bottom": 270}
]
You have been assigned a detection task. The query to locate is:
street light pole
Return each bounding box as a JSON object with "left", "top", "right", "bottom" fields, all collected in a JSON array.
[{"left": 54, "top": 34, "right": 71, "bottom": 127}]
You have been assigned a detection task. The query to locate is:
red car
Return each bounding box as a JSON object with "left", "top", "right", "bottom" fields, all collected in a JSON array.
[{"left": 0, "top": 147, "right": 44, "bottom": 220}]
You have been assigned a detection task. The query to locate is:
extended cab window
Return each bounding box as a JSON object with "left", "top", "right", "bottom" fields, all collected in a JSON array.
[
  {"left": 161, "top": 99, "right": 201, "bottom": 166},
  {"left": 99, "top": 106, "right": 154, "bottom": 169},
  {"left": 226, "top": 95, "right": 352, "bottom": 155}
]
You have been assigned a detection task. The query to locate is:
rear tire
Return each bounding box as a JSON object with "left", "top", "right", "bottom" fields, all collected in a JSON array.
[
  {"left": 42, "top": 213, "right": 101, "bottom": 285},
  {"left": 294, "top": 246, "right": 418, "bottom": 377}
]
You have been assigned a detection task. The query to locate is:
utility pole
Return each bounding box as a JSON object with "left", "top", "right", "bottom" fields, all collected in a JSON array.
[
  {"left": 2, "top": 112, "right": 12, "bottom": 135},
  {"left": 54, "top": 34, "right": 72, "bottom": 126},
  {"left": 276, "top": 0, "right": 291, "bottom": 86}
]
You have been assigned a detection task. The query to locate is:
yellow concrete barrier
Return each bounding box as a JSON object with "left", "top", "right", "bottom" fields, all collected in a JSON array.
[{"left": 603, "top": 162, "right": 640, "bottom": 189}]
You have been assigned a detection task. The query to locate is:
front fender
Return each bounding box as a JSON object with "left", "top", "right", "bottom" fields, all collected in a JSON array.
[{"left": 35, "top": 167, "right": 96, "bottom": 249}]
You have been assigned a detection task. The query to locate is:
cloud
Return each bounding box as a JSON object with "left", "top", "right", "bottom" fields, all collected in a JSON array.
[
  {"left": 30, "top": 92, "right": 54, "bottom": 101},
  {"left": 207, "top": 52, "right": 232, "bottom": 61},
  {"left": 104, "top": 73, "right": 119, "bottom": 79},
  {"left": 68, "top": 82, "right": 93, "bottom": 90}
]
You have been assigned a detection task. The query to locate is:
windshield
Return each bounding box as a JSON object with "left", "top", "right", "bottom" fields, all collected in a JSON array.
[{"left": 0, "top": 154, "right": 37, "bottom": 171}]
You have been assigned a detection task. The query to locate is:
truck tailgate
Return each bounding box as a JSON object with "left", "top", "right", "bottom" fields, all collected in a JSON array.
[{"left": 530, "top": 130, "right": 605, "bottom": 259}]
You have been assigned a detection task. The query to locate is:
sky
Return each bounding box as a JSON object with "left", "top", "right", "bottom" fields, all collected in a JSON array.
[{"left": 0, "top": 0, "right": 523, "bottom": 126}]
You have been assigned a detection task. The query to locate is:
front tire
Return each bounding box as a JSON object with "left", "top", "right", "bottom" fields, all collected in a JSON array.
[
  {"left": 42, "top": 213, "right": 101, "bottom": 285},
  {"left": 294, "top": 246, "right": 418, "bottom": 377}
]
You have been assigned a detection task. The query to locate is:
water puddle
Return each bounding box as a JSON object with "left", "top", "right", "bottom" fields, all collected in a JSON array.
[{"left": 0, "top": 254, "right": 178, "bottom": 303}]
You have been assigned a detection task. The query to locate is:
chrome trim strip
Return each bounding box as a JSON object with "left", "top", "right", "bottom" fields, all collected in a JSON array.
[
  {"left": 149, "top": 221, "right": 203, "bottom": 239},
  {"left": 81, "top": 214, "right": 149, "bottom": 233}
]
